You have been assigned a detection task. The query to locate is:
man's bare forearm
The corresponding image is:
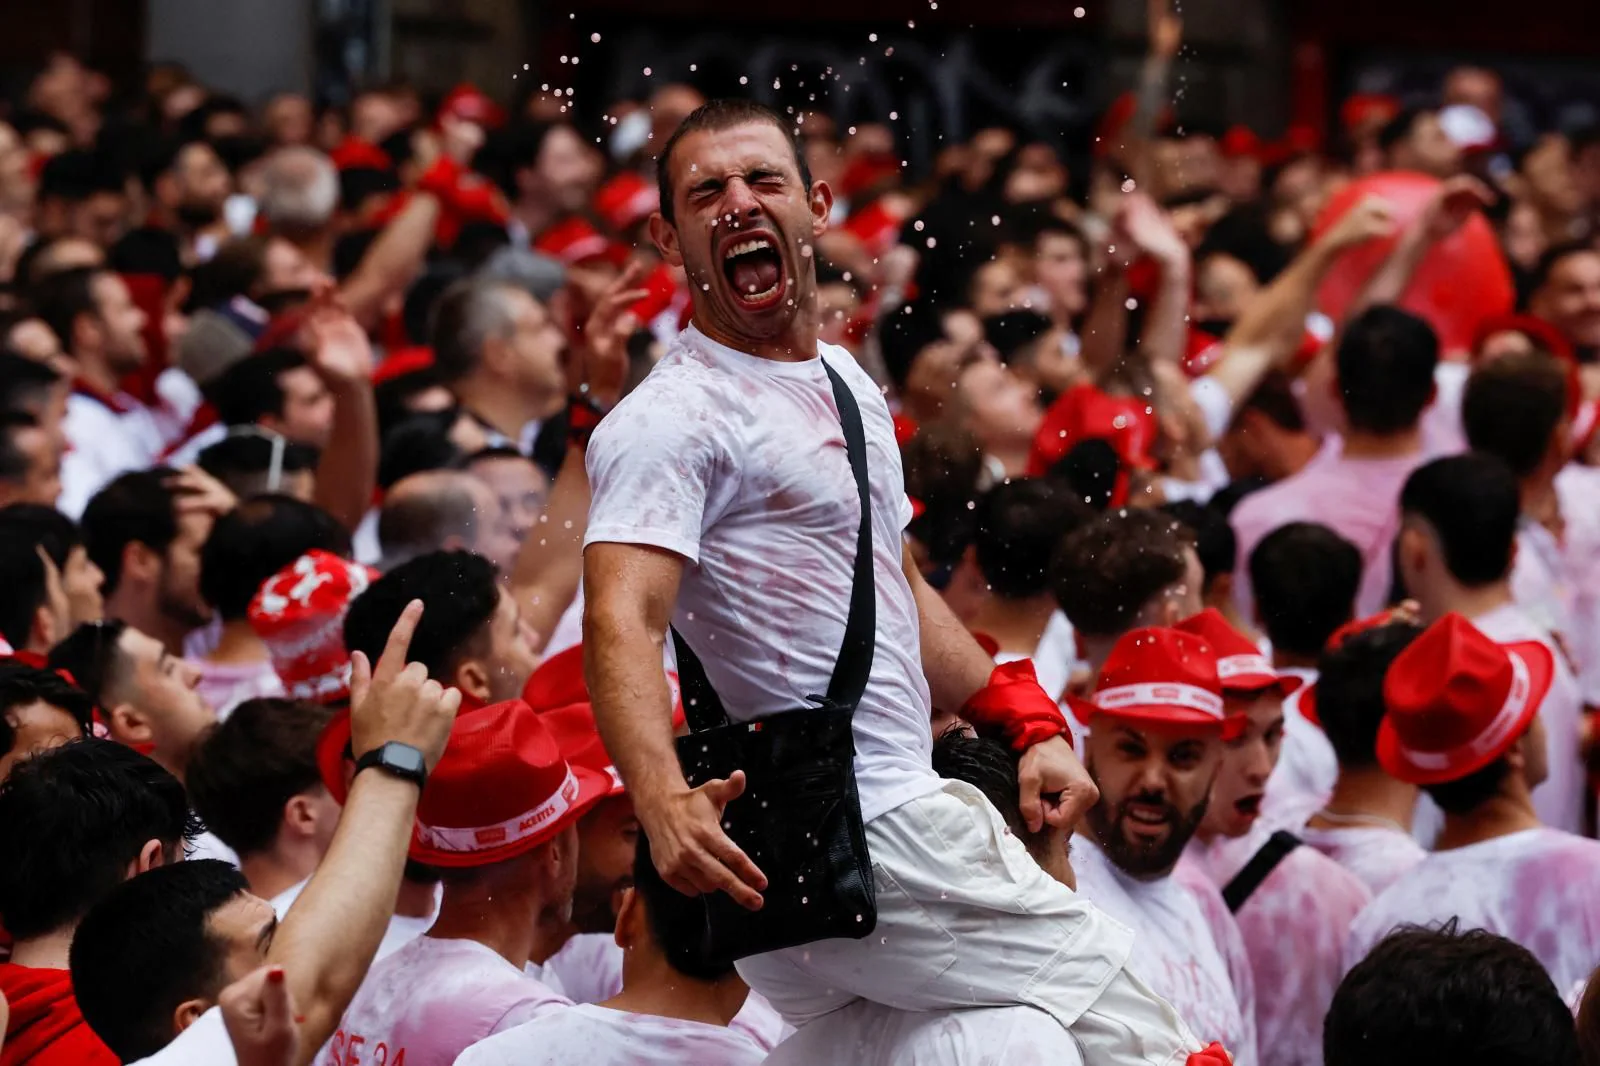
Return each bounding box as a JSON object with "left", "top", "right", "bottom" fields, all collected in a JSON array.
[
  {"left": 584, "top": 589, "right": 688, "bottom": 813},
  {"left": 512, "top": 444, "right": 590, "bottom": 652},
  {"left": 904, "top": 547, "right": 994, "bottom": 715}
]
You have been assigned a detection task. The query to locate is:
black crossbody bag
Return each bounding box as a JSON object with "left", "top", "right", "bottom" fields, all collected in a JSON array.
[{"left": 670, "top": 359, "right": 878, "bottom": 965}]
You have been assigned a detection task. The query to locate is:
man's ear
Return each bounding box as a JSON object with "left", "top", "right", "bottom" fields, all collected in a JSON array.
[
  {"left": 284, "top": 793, "right": 318, "bottom": 839},
  {"left": 106, "top": 702, "right": 152, "bottom": 749},
  {"left": 612, "top": 885, "right": 641, "bottom": 951},
  {"left": 808, "top": 178, "right": 835, "bottom": 238},
  {"left": 30, "top": 603, "right": 58, "bottom": 653},
  {"left": 648, "top": 212, "right": 683, "bottom": 269},
  {"left": 121, "top": 540, "right": 163, "bottom": 589},
  {"left": 452, "top": 659, "right": 493, "bottom": 704},
  {"left": 127, "top": 837, "right": 167, "bottom": 880},
  {"left": 172, "top": 998, "right": 210, "bottom": 1038}
]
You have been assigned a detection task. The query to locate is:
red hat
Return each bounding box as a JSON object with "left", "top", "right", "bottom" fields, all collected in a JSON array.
[
  {"left": 1377, "top": 613, "right": 1555, "bottom": 786},
  {"left": 535, "top": 216, "right": 623, "bottom": 267},
  {"left": 248, "top": 551, "right": 377, "bottom": 703},
  {"left": 1175, "top": 609, "right": 1300, "bottom": 697},
  {"left": 438, "top": 84, "right": 506, "bottom": 130},
  {"left": 370, "top": 346, "right": 436, "bottom": 386},
  {"left": 841, "top": 199, "right": 907, "bottom": 259},
  {"left": 593, "top": 172, "right": 660, "bottom": 234},
  {"left": 1341, "top": 93, "right": 1400, "bottom": 134},
  {"left": 330, "top": 136, "right": 393, "bottom": 173},
  {"left": 541, "top": 702, "right": 625, "bottom": 797},
  {"left": 1087, "top": 627, "right": 1236, "bottom": 736},
  {"left": 411, "top": 699, "right": 611, "bottom": 867},
  {"left": 1026, "top": 383, "right": 1158, "bottom": 506},
  {"left": 1298, "top": 608, "right": 1414, "bottom": 726}
]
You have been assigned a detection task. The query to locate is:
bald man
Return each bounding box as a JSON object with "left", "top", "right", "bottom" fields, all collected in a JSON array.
[{"left": 377, "top": 469, "right": 519, "bottom": 572}]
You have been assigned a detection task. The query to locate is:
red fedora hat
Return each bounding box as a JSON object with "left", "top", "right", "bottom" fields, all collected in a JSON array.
[
  {"left": 1175, "top": 608, "right": 1300, "bottom": 698},
  {"left": 1089, "top": 627, "right": 1238, "bottom": 737},
  {"left": 1377, "top": 613, "right": 1554, "bottom": 786},
  {"left": 541, "top": 702, "right": 625, "bottom": 798}
]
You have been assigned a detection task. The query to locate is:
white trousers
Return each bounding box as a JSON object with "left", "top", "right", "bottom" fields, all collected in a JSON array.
[{"left": 737, "top": 780, "right": 1204, "bottom": 1066}]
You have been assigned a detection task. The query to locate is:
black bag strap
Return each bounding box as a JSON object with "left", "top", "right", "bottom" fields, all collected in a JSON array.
[
  {"left": 1221, "top": 829, "right": 1302, "bottom": 914},
  {"left": 671, "top": 358, "right": 876, "bottom": 732}
]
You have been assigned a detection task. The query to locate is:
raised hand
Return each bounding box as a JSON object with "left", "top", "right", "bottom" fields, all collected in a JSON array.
[
  {"left": 1017, "top": 734, "right": 1101, "bottom": 834},
  {"left": 1320, "top": 194, "right": 1399, "bottom": 252},
  {"left": 165, "top": 465, "right": 238, "bottom": 518},
  {"left": 348, "top": 599, "right": 462, "bottom": 771},
  {"left": 1421, "top": 175, "right": 1495, "bottom": 242},
  {"left": 219, "top": 966, "right": 300, "bottom": 1066},
  {"left": 639, "top": 770, "right": 769, "bottom": 911},
  {"left": 305, "top": 282, "right": 375, "bottom": 386},
  {"left": 574, "top": 260, "right": 651, "bottom": 408}
]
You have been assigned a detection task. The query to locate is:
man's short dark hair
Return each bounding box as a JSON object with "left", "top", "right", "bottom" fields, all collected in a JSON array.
[
  {"left": 1531, "top": 240, "right": 1600, "bottom": 298},
  {"left": 1376, "top": 106, "right": 1434, "bottom": 154},
  {"left": 428, "top": 279, "right": 520, "bottom": 383},
  {"left": 1400, "top": 454, "right": 1519, "bottom": 587},
  {"left": 983, "top": 310, "right": 1054, "bottom": 368},
  {"left": 878, "top": 302, "right": 947, "bottom": 392},
  {"left": 0, "top": 658, "right": 95, "bottom": 746},
  {"left": 197, "top": 434, "right": 321, "bottom": 495},
  {"left": 634, "top": 833, "right": 735, "bottom": 980},
  {"left": 0, "top": 502, "right": 85, "bottom": 572},
  {"left": 0, "top": 738, "right": 196, "bottom": 940},
  {"left": 1336, "top": 306, "right": 1439, "bottom": 435},
  {"left": 1463, "top": 352, "right": 1569, "bottom": 478},
  {"left": 81, "top": 468, "right": 179, "bottom": 596},
  {"left": 36, "top": 149, "right": 124, "bottom": 204},
  {"left": 204, "top": 347, "right": 307, "bottom": 427},
  {"left": 47, "top": 619, "right": 129, "bottom": 710},
  {"left": 70, "top": 859, "right": 251, "bottom": 1063},
  {"left": 343, "top": 549, "right": 500, "bottom": 682},
  {"left": 1231, "top": 369, "right": 1306, "bottom": 433},
  {"left": 187, "top": 698, "right": 332, "bottom": 858},
  {"left": 1326, "top": 922, "right": 1579, "bottom": 1066},
  {"left": 1051, "top": 509, "right": 1194, "bottom": 638},
  {"left": 1160, "top": 500, "right": 1235, "bottom": 594},
  {"left": 0, "top": 530, "right": 50, "bottom": 651},
  {"left": 656, "top": 99, "right": 812, "bottom": 226},
  {"left": 28, "top": 265, "right": 107, "bottom": 354},
  {"left": 1248, "top": 522, "right": 1361, "bottom": 656},
  {"left": 972, "top": 479, "right": 1091, "bottom": 600},
  {"left": 1426, "top": 754, "right": 1516, "bottom": 815},
  {"left": 932, "top": 728, "right": 1030, "bottom": 842},
  {"left": 0, "top": 352, "right": 62, "bottom": 416},
  {"left": 1315, "top": 621, "right": 1423, "bottom": 768},
  {"left": 200, "top": 496, "right": 350, "bottom": 621}
]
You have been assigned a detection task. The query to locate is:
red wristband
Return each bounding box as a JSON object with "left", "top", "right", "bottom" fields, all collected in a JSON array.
[
  {"left": 958, "top": 659, "right": 1069, "bottom": 752},
  {"left": 1186, "top": 1043, "right": 1233, "bottom": 1066}
]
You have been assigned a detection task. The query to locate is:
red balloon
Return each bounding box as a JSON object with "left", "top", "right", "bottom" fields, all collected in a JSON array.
[{"left": 1311, "top": 171, "right": 1514, "bottom": 356}]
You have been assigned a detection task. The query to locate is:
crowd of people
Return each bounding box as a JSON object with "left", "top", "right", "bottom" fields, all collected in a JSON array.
[{"left": 3, "top": 10, "right": 1600, "bottom": 1064}]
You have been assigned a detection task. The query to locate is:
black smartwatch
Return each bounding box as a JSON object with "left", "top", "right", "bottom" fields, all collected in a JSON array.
[{"left": 353, "top": 742, "right": 428, "bottom": 790}]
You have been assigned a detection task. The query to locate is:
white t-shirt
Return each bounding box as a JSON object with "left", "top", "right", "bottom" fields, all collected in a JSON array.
[
  {"left": 1259, "top": 668, "right": 1336, "bottom": 832},
  {"left": 319, "top": 936, "right": 569, "bottom": 1066},
  {"left": 762, "top": 1003, "right": 1084, "bottom": 1065},
  {"left": 59, "top": 390, "right": 166, "bottom": 518},
  {"left": 1297, "top": 824, "right": 1425, "bottom": 896},
  {"left": 1474, "top": 602, "right": 1586, "bottom": 835},
  {"left": 993, "top": 609, "right": 1077, "bottom": 704},
  {"left": 585, "top": 327, "right": 941, "bottom": 822},
  {"left": 128, "top": 1005, "right": 235, "bottom": 1065},
  {"left": 270, "top": 879, "right": 439, "bottom": 959},
  {"left": 1073, "top": 838, "right": 1256, "bottom": 1064},
  {"left": 1551, "top": 463, "right": 1600, "bottom": 704},
  {"left": 456, "top": 1004, "right": 765, "bottom": 1066},
  {"left": 1346, "top": 828, "right": 1600, "bottom": 993}
]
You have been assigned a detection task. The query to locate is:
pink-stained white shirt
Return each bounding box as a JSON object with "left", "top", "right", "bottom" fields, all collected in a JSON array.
[
  {"left": 1473, "top": 602, "right": 1587, "bottom": 835},
  {"left": 1259, "top": 668, "right": 1337, "bottom": 832},
  {"left": 320, "top": 936, "right": 570, "bottom": 1066},
  {"left": 1185, "top": 829, "right": 1372, "bottom": 1066},
  {"left": 1297, "top": 824, "right": 1425, "bottom": 896},
  {"left": 195, "top": 658, "right": 285, "bottom": 719},
  {"left": 454, "top": 1004, "right": 766, "bottom": 1066},
  {"left": 1172, "top": 860, "right": 1258, "bottom": 1021},
  {"left": 1073, "top": 837, "right": 1256, "bottom": 1064},
  {"left": 585, "top": 327, "right": 941, "bottom": 823},
  {"left": 762, "top": 1003, "right": 1084, "bottom": 1065},
  {"left": 1230, "top": 448, "right": 1429, "bottom": 619},
  {"left": 1515, "top": 464, "right": 1600, "bottom": 706},
  {"left": 1345, "top": 828, "right": 1600, "bottom": 993}
]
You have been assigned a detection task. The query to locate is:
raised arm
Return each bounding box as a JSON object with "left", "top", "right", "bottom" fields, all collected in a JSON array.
[
  {"left": 583, "top": 541, "right": 766, "bottom": 910},
  {"left": 339, "top": 192, "right": 442, "bottom": 331},
  {"left": 303, "top": 287, "right": 378, "bottom": 532}
]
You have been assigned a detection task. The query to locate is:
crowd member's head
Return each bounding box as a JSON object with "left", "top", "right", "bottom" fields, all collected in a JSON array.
[
  {"left": 0, "top": 354, "right": 66, "bottom": 509},
  {"left": 344, "top": 549, "right": 537, "bottom": 703},
  {"left": 1396, "top": 453, "right": 1519, "bottom": 620},
  {"left": 1248, "top": 522, "right": 1361, "bottom": 666},
  {"left": 197, "top": 433, "right": 320, "bottom": 502},
  {"left": 13, "top": 234, "right": 105, "bottom": 289},
  {"left": 878, "top": 303, "right": 982, "bottom": 423},
  {"left": 143, "top": 137, "right": 231, "bottom": 233},
  {"left": 933, "top": 728, "right": 1074, "bottom": 888},
  {"left": 1028, "top": 215, "right": 1090, "bottom": 325},
  {"left": 31, "top": 265, "right": 147, "bottom": 377},
  {"left": 48, "top": 619, "right": 215, "bottom": 780},
  {"left": 0, "top": 503, "right": 106, "bottom": 626},
  {"left": 1334, "top": 306, "right": 1439, "bottom": 439},
  {"left": 0, "top": 739, "right": 195, "bottom": 952},
  {"left": 651, "top": 99, "right": 828, "bottom": 354},
  {"left": 1327, "top": 923, "right": 1579, "bottom": 1066},
  {"left": 1378, "top": 107, "right": 1461, "bottom": 179},
  {"left": 501, "top": 120, "right": 598, "bottom": 221},
  {"left": 1051, "top": 509, "right": 1202, "bottom": 674},
  {"left": 1514, "top": 134, "right": 1585, "bottom": 232},
  {"left": 187, "top": 698, "right": 337, "bottom": 899},
  {"left": 0, "top": 659, "right": 94, "bottom": 781},
  {"left": 1380, "top": 612, "right": 1551, "bottom": 822},
  {"left": 983, "top": 309, "right": 1079, "bottom": 400},
  {"left": 70, "top": 860, "right": 271, "bottom": 1062},
  {"left": 81, "top": 469, "right": 215, "bottom": 645},
  {"left": 1215, "top": 371, "right": 1319, "bottom": 482},
  {"left": 1160, "top": 500, "right": 1243, "bottom": 627},
  {"left": 1177, "top": 608, "right": 1292, "bottom": 841},
  {"left": 947, "top": 478, "right": 1090, "bottom": 625},
  {"left": 248, "top": 550, "right": 375, "bottom": 704},
  {"left": 429, "top": 279, "right": 567, "bottom": 418},
  {"left": 1315, "top": 620, "right": 1424, "bottom": 775},
  {"left": 1463, "top": 350, "right": 1570, "bottom": 483},
  {"left": 258, "top": 146, "right": 339, "bottom": 242},
  {"left": 263, "top": 92, "right": 314, "bottom": 146},
  {"left": 200, "top": 495, "right": 350, "bottom": 629},
  {"left": 33, "top": 149, "right": 128, "bottom": 247},
  {"left": 377, "top": 469, "right": 518, "bottom": 572},
  {"left": 1080, "top": 627, "right": 1229, "bottom": 878},
  {"left": 0, "top": 528, "right": 70, "bottom": 655},
  {"left": 206, "top": 348, "right": 336, "bottom": 448},
  {"left": 462, "top": 446, "right": 549, "bottom": 548},
  {"left": 1529, "top": 243, "right": 1600, "bottom": 355},
  {"left": 615, "top": 833, "right": 743, "bottom": 987}
]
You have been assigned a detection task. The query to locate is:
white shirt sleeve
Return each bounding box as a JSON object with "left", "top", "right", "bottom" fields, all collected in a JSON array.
[
  {"left": 128, "top": 1006, "right": 236, "bottom": 1066},
  {"left": 1189, "top": 375, "right": 1236, "bottom": 441}
]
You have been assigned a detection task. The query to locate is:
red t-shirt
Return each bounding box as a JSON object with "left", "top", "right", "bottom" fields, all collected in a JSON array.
[{"left": 0, "top": 963, "right": 120, "bottom": 1066}]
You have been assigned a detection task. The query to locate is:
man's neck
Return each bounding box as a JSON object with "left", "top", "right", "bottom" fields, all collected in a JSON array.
[
  {"left": 8, "top": 928, "right": 76, "bottom": 970},
  {"left": 74, "top": 353, "right": 120, "bottom": 396},
  {"left": 426, "top": 882, "right": 550, "bottom": 969},
  {"left": 239, "top": 840, "right": 323, "bottom": 903},
  {"left": 106, "top": 592, "right": 189, "bottom": 657},
  {"left": 692, "top": 313, "right": 819, "bottom": 365},
  {"left": 605, "top": 950, "right": 749, "bottom": 1027},
  {"left": 453, "top": 377, "right": 548, "bottom": 444},
  {"left": 396, "top": 877, "right": 439, "bottom": 920},
  {"left": 1308, "top": 765, "right": 1418, "bottom": 831},
  {"left": 1521, "top": 472, "right": 1562, "bottom": 536},
  {"left": 966, "top": 594, "right": 1055, "bottom": 656},
  {"left": 1433, "top": 788, "right": 1542, "bottom": 852},
  {"left": 1339, "top": 426, "right": 1423, "bottom": 461},
  {"left": 1269, "top": 648, "right": 1319, "bottom": 672},
  {"left": 206, "top": 619, "right": 270, "bottom": 666},
  {"left": 1268, "top": 432, "right": 1323, "bottom": 480},
  {"left": 1419, "top": 579, "right": 1514, "bottom": 626}
]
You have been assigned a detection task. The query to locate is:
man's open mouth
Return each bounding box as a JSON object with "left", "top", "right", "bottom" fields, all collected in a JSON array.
[
  {"left": 721, "top": 233, "right": 785, "bottom": 307},
  {"left": 1234, "top": 793, "right": 1263, "bottom": 819}
]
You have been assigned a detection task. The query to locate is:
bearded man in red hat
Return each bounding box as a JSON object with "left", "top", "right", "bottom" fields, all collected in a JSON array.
[{"left": 1345, "top": 612, "right": 1600, "bottom": 1001}]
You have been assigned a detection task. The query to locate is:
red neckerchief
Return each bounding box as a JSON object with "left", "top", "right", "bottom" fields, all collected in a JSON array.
[{"left": 70, "top": 378, "right": 135, "bottom": 416}]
